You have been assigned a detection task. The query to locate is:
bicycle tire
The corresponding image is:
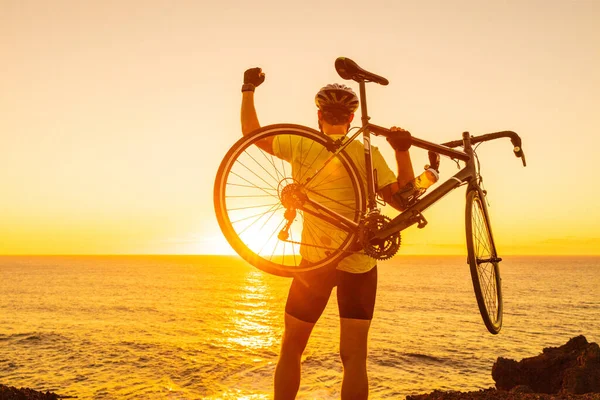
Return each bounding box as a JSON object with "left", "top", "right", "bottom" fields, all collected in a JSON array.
[
  {"left": 465, "top": 188, "right": 503, "bottom": 334},
  {"left": 214, "top": 124, "right": 366, "bottom": 277}
]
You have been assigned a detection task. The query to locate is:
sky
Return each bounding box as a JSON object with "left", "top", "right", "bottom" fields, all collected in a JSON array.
[{"left": 1, "top": 0, "right": 599, "bottom": 255}]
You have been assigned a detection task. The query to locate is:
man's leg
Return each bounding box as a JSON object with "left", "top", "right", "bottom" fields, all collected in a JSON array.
[
  {"left": 274, "top": 313, "right": 315, "bottom": 400},
  {"left": 275, "top": 267, "right": 336, "bottom": 399},
  {"left": 337, "top": 266, "right": 377, "bottom": 400},
  {"left": 339, "top": 317, "right": 371, "bottom": 399}
]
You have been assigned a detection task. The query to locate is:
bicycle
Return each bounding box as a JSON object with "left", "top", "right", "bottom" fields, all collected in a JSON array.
[{"left": 214, "top": 57, "right": 526, "bottom": 334}]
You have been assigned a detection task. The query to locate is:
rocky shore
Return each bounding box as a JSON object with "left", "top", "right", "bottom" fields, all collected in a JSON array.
[
  {"left": 409, "top": 336, "right": 600, "bottom": 400},
  {"left": 2, "top": 336, "right": 598, "bottom": 399},
  {"left": 0, "top": 385, "right": 62, "bottom": 400},
  {"left": 407, "top": 388, "right": 600, "bottom": 399}
]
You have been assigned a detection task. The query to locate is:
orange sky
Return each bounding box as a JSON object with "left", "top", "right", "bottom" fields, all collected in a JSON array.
[{"left": 1, "top": 0, "right": 599, "bottom": 255}]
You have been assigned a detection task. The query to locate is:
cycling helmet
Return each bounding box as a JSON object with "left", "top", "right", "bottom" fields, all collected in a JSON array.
[{"left": 315, "top": 83, "right": 359, "bottom": 113}]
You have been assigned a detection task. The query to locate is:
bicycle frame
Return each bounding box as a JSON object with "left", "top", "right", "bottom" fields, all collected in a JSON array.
[{"left": 300, "top": 80, "right": 524, "bottom": 242}]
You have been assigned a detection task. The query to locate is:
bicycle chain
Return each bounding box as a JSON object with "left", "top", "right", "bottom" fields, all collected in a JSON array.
[
  {"left": 281, "top": 238, "right": 363, "bottom": 255},
  {"left": 280, "top": 214, "right": 401, "bottom": 260}
]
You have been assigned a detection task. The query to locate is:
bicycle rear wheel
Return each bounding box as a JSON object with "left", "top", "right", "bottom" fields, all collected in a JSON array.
[
  {"left": 465, "top": 188, "right": 503, "bottom": 334},
  {"left": 214, "top": 124, "right": 365, "bottom": 277}
]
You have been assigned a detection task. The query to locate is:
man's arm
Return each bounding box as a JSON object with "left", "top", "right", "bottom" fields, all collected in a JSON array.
[
  {"left": 240, "top": 67, "right": 274, "bottom": 154},
  {"left": 380, "top": 127, "right": 416, "bottom": 211},
  {"left": 241, "top": 90, "right": 260, "bottom": 136}
]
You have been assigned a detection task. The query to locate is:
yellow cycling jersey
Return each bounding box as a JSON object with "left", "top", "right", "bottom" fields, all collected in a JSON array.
[{"left": 273, "top": 134, "right": 396, "bottom": 273}]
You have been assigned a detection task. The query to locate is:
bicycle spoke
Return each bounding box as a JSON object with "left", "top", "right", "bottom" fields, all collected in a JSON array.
[
  {"left": 257, "top": 218, "right": 287, "bottom": 256},
  {"left": 258, "top": 203, "right": 284, "bottom": 232},
  {"left": 305, "top": 220, "right": 343, "bottom": 248},
  {"left": 231, "top": 203, "right": 281, "bottom": 225},
  {"left": 298, "top": 146, "right": 327, "bottom": 184},
  {"left": 237, "top": 204, "right": 283, "bottom": 237},
  {"left": 479, "top": 212, "right": 492, "bottom": 255},
  {"left": 227, "top": 194, "right": 277, "bottom": 198},
  {"left": 230, "top": 171, "right": 279, "bottom": 199},
  {"left": 308, "top": 185, "right": 356, "bottom": 193},
  {"left": 227, "top": 182, "right": 278, "bottom": 192},
  {"left": 244, "top": 149, "right": 281, "bottom": 185},
  {"left": 270, "top": 237, "right": 279, "bottom": 261},
  {"left": 476, "top": 212, "right": 490, "bottom": 256},
  {"left": 289, "top": 227, "right": 298, "bottom": 267},
  {"left": 474, "top": 202, "right": 491, "bottom": 257},
  {"left": 228, "top": 202, "right": 279, "bottom": 212},
  {"left": 303, "top": 222, "right": 327, "bottom": 261},
  {"left": 308, "top": 162, "right": 347, "bottom": 189},
  {"left": 297, "top": 135, "right": 304, "bottom": 182},
  {"left": 234, "top": 158, "right": 279, "bottom": 193},
  {"left": 259, "top": 148, "right": 284, "bottom": 182},
  {"left": 305, "top": 188, "right": 357, "bottom": 212},
  {"left": 302, "top": 222, "right": 318, "bottom": 260}
]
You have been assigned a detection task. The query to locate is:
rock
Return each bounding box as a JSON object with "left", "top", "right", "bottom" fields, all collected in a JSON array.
[
  {"left": 562, "top": 342, "right": 600, "bottom": 394},
  {"left": 405, "top": 387, "right": 600, "bottom": 399},
  {"left": 510, "top": 385, "right": 534, "bottom": 394},
  {"left": 0, "top": 384, "right": 61, "bottom": 400},
  {"left": 492, "top": 335, "right": 600, "bottom": 394}
]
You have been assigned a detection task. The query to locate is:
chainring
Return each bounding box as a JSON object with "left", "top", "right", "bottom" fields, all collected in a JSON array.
[{"left": 359, "top": 214, "right": 401, "bottom": 260}]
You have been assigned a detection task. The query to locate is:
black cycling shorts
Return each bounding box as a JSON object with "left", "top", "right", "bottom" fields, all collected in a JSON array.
[{"left": 285, "top": 265, "right": 378, "bottom": 324}]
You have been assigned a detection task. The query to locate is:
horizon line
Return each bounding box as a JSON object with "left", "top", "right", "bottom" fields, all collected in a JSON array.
[{"left": 1, "top": 253, "right": 599, "bottom": 257}]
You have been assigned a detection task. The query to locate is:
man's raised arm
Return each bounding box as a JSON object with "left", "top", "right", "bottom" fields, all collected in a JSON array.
[
  {"left": 240, "top": 67, "right": 275, "bottom": 155},
  {"left": 240, "top": 67, "right": 264, "bottom": 136}
]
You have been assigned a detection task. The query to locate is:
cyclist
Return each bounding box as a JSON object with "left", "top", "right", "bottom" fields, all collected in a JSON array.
[{"left": 240, "top": 67, "right": 415, "bottom": 399}]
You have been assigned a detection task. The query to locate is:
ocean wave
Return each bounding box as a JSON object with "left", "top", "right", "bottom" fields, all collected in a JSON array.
[
  {"left": 370, "top": 347, "right": 450, "bottom": 368},
  {"left": 0, "top": 331, "right": 69, "bottom": 344},
  {"left": 403, "top": 352, "right": 447, "bottom": 363}
]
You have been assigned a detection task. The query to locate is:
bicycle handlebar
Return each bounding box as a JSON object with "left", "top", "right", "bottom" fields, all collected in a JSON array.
[
  {"left": 441, "top": 131, "right": 526, "bottom": 167},
  {"left": 468, "top": 131, "right": 527, "bottom": 167},
  {"left": 370, "top": 125, "right": 526, "bottom": 167}
]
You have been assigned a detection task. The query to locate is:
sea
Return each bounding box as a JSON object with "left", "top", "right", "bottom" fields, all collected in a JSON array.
[{"left": 0, "top": 255, "right": 598, "bottom": 399}]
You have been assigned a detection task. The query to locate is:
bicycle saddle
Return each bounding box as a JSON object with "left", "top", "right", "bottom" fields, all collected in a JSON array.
[{"left": 335, "top": 57, "right": 389, "bottom": 86}]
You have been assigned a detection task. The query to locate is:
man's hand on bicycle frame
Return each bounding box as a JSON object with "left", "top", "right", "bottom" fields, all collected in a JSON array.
[
  {"left": 241, "top": 67, "right": 275, "bottom": 154},
  {"left": 379, "top": 126, "right": 416, "bottom": 212},
  {"left": 387, "top": 126, "right": 412, "bottom": 151}
]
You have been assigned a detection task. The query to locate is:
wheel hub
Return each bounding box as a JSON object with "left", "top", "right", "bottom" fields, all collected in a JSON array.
[{"left": 278, "top": 178, "right": 307, "bottom": 209}]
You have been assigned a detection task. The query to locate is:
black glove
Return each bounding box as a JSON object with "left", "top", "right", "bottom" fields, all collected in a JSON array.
[
  {"left": 243, "top": 67, "right": 265, "bottom": 87},
  {"left": 387, "top": 129, "right": 412, "bottom": 151}
]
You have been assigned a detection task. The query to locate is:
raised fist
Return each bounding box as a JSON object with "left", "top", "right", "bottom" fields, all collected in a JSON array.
[
  {"left": 243, "top": 67, "right": 265, "bottom": 87},
  {"left": 387, "top": 126, "right": 412, "bottom": 151}
]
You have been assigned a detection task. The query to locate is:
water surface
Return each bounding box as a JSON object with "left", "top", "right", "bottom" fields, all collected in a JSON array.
[{"left": 0, "top": 255, "right": 598, "bottom": 399}]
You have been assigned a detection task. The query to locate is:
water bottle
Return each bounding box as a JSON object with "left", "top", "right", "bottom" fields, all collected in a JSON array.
[
  {"left": 393, "top": 168, "right": 439, "bottom": 209},
  {"left": 414, "top": 168, "right": 439, "bottom": 192}
]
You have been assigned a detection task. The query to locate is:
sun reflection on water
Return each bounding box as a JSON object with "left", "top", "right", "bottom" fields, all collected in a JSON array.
[
  {"left": 203, "top": 391, "right": 271, "bottom": 400},
  {"left": 225, "top": 269, "right": 281, "bottom": 350}
]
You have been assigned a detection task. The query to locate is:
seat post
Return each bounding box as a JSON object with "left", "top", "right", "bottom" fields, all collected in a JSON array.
[
  {"left": 358, "top": 80, "right": 370, "bottom": 127},
  {"left": 358, "top": 80, "right": 378, "bottom": 212}
]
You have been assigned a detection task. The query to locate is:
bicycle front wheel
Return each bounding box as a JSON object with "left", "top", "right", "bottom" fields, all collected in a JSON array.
[
  {"left": 214, "top": 124, "right": 365, "bottom": 277},
  {"left": 465, "top": 188, "right": 503, "bottom": 334}
]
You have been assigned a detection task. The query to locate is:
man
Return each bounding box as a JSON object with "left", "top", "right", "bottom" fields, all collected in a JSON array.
[{"left": 240, "top": 67, "right": 415, "bottom": 399}]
